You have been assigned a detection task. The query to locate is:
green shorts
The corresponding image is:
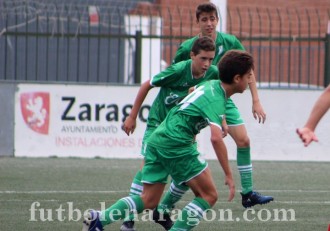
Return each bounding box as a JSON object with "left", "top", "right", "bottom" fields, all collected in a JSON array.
[
  {"left": 140, "top": 126, "right": 157, "bottom": 156},
  {"left": 225, "top": 98, "right": 244, "bottom": 126},
  {"left": 141, "top": 144, "right": 208, "bottom": 185}
]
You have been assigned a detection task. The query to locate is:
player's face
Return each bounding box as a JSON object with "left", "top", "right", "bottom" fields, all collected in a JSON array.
[
  {"left": 191, "top": 50, "right": 215, "bottom": 77},
  {"left": 197, "top": 12, "right": 219, "bottom": 37},
  {"left": 237, "top": 69, "right": 253, "bottom": 93}
]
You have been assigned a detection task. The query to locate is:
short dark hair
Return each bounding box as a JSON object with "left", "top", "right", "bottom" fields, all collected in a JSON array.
[
  {"left": 191, "top": 36, "right": 216, "bottom": 55},
  {"left": 196, "top": 2, "right": 219, "bottom": 20},
  {"left": 217, "top": 50, "right": 254, "bottom": 84}
]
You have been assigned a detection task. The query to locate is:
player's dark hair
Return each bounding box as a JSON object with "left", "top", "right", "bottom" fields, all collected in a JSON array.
[
  {"left": 218, "top": 50, "right": 254, "bottom": 84},
  {"left": 196, "top": 2, "right": 219, "bottom": 20},
  {"left": 191, "top": 36, "right": 216, "bottom": 55}
]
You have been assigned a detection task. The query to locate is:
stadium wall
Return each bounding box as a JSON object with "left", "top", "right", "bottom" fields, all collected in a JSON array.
[
  {"left": 0, "top": 82, "right": 329, "bottom": 161},
  {"left": 0, "top": 82, "right": 15, "bottom": 156}
]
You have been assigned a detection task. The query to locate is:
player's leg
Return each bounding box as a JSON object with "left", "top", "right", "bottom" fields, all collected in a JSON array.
[
  {"left": 153, "top": 151, "right": 213, "bottom": 231},
  {"left": 82, "top": 195, "right": 145, "bottom": 231},
  {"left": 170, "top": 167, "right": 216, "bottom": 231},
  {"left": 153, "top": 143, "right": 200, "bottom": 224},
  {"left": 226, "top": 98, "right": 273, "bottom": 208},
  {"left": 120, "top": 161, "right": 144, "bottom": 231},
  {"left": 121, "top": 129, "right": 154, "bottom": 231},
  {"left": 83, "top": 144, "right": 168, "bottom": 231},
  {"left": 225, "top": 99, "right": 253, "bottom": 195},
  {"left": 229, "top": 124, "right": 273, "bottom": 208},
  {"left": 129, "top": 161, "right": 145, "bottom": 198},
  {"left": 157, "top": 180, "right": 189, "bottom": 214},
  {"left": 227, "top": 124, "right": 253, "bottom": 194},
  {"left": 153, "top": 180, "right": 188, "bottom": 230},
  {"left": 82, "top": 183, "right": 166, "bottom": 231}
]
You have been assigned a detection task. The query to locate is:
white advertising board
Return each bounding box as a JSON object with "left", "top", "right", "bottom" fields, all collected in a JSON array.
[
  {"left": 14, "top": 84, "right": 330, "bottom": 161},
  {"left": 15, "top": 83, "right": 158, "bottom": 158}
]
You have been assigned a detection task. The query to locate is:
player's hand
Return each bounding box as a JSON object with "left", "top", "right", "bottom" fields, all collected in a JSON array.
[
  {"left": 296, "top": 127, "right": 318, "bottom": 147},
  {"left": 188, "top": 86, "right": 195, "bottom": 94},
  {"left": 221, "top": 119, "right": 228, "bottom": 138},
  {"left": 225, "top": 175, "right": 235, "bottom": 202},
  {"left": 122, "top": 116, "right": 136, "bottom": 136},
  {"left": 252, "top": 101, "right": 266, "bottom": 123}
]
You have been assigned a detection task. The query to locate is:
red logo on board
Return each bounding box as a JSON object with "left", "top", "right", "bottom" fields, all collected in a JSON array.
[{"left": 20, "top": 92, "right": 50, "bottom": 135}]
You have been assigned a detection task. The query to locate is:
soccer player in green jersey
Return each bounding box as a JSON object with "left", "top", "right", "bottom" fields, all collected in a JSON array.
[
  {"left": 82, "top": 49, "right": 252, "bottom": 231},
  {"left": 120, "top": 36, "right": 220, "bottom": 230},
  {"left": 162, "top": 2, "right": 273, "bottom": 213}
]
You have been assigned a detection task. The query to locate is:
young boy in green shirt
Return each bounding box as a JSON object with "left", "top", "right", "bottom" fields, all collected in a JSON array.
[
  {"left": 121, "top": 36, "right": 219, "bottom": 230},
  {"left": 166, "top": 1, "right": 273, "bottom": 212},
  {"left": 82, "top": 49, "right": 254, "bottom": 231},
  {"left": 121, "top": 3, "right": 273, "bottom": 230}
]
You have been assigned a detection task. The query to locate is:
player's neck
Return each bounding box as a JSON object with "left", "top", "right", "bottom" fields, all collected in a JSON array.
[
  {"left": 199, "top": 32, "right": 217, "bottom": 41},
  {"left": 221, "top": 82, "right": 234, "bottom": 98},
  {"left": 191, "top": 63, "right": 206, "bottom": 79},
  {"left": 191, "top": 69, "right": 205, "bottom": 79}
]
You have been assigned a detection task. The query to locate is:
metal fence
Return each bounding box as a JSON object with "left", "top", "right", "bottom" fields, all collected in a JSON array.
[
  {"left": 0, "top": 0, "right": 329, "bottom": 89},
  {"left": 227, "top": 7, "right": 330, "bottom": 89}
]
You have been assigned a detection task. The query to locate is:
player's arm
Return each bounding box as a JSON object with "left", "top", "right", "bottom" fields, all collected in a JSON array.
[
  {"left": 210, "top": 123, "right": 235, "bottom": 201},
  {"left": 231, "top": 37, "right": 266, "bottom": 124},
  {"left": 296, "top": 85, "right": 330, "bottom": 146},
  {"left": 248, "top": 70, "right": 266, "bottom": 123},
  {"left": 221, "top": 116, "right": 228, "bottom": 137},
  {"left": 122, "top": 80, "right": 153, "bottom": 136}
]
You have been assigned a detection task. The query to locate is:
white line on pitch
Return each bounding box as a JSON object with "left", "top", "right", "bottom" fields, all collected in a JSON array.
[
  {"left": 2, "top": 199, "right": 330, "bottom": 205},
  {"left": 0, "top": 190, "right": 129, "bottom": 194},
  {"left": 1, "top": 189, "right": 330, "bottom": 194}
]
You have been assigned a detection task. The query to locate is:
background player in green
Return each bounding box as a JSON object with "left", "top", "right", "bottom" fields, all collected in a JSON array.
[
  {"left": 82, "top": 49, "right": 253, "bottom": 231},
  {"left": 120, "top": 36, "right": 221, "bottom": 230},
  {"left": 167, "top": 2, "right": 273, "bottom": 211}
]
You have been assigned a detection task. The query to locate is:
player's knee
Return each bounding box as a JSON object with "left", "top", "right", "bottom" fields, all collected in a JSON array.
[
  {"left": 141, "top": 194, "right": 159, "bottom": 209},
  {"left": 229, "top": 126, "right": 250, "bottom": 147},
  {"left": 204, "top": 190, "right": 218, "bottom": 206},
  {"left": 235, "top": 135, "right": 250, "bottom": 147}
]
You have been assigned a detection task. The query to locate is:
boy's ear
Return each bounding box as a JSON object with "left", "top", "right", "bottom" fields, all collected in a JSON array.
[
  {"left": 190, "top": 51, "right": 195, "bottom": 59},
  {"left": 233, "top": 74, "right": 241, "bottom": 83}
]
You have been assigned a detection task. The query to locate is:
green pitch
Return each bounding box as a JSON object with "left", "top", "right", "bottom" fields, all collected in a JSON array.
[{"left": 0, "top": 157, "right": 329, "bottom": 230}]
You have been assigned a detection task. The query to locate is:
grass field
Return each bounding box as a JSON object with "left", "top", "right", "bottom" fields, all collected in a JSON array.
[{"left": 0, "top": 157, "right": 329, "bottom": 231}]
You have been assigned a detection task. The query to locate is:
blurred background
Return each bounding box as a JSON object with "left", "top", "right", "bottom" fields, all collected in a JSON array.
[{"left": 1, "top": 0, "right": 329, "bottom": 87}]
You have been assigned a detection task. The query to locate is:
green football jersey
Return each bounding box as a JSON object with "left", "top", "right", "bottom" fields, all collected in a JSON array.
[
  {"left": 147, "top": 59, "right": 219, "bottom": 129},
  {"left": 173, "top": 32, "right": 245, "bottom": 65},
  {"left": 147, "top": 79, "right": 227, "bottom": 158}
]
